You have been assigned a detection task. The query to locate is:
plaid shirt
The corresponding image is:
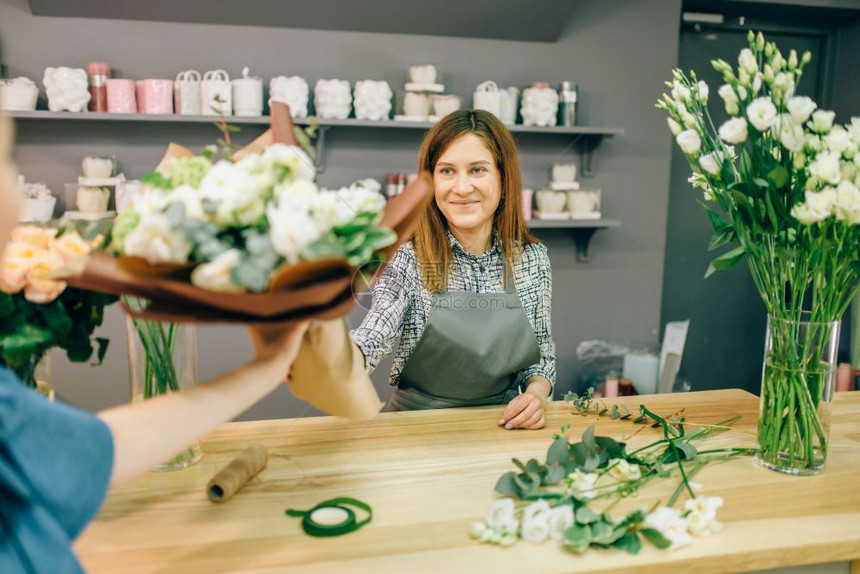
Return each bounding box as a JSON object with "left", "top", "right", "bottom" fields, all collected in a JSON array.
[{"left": 350, "top": 231, "right": 556, "bottom": 392}]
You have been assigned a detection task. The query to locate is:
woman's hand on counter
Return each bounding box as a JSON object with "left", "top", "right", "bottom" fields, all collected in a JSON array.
[{"left": 498, "top": 377, "right": 550, "bottom": 430}]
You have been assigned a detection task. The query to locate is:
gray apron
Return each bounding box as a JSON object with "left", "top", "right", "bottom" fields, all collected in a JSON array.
[{"left": 386, "top": 265, "right": 541, "bottom": 411}]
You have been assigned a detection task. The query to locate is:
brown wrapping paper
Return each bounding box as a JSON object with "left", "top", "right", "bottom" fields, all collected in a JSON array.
[
  {"left": 207, "top": 443, "right": 268, "bottom": 503},
  {"left": 288, "top": 318, "right": 383, "bottom": 419}
]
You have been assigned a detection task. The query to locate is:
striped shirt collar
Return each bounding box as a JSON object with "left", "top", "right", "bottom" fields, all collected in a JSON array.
[{"left": 446, "top": 229, "right": 500, "bottom": 260}]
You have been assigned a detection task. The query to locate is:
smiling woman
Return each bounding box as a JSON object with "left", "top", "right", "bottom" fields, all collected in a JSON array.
[{"left": 350, "top": 109, "right": 556, "bottom": 428}]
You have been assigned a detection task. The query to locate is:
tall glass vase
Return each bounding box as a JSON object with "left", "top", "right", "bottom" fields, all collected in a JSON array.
[
  {"left": 756, "top": 313, "right": 839, "bottom": 476},
  {"left": 126, "top": 316, "right": 202, "bottom": 471},
  {"left": 13, "top": 352, "right": 54, "bottom": 400}
]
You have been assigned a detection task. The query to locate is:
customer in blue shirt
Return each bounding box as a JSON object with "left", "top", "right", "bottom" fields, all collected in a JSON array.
[{"left": 0, "top": 116, "right": 309, "bottom": 573}]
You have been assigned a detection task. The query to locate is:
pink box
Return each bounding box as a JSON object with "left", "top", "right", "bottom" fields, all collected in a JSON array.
[
  {"left": 522, "top": 188, "right": 534, "bottom": 220},
  {"left": 106, "top": 79, "right": 137, "bottom": 113},
  {"left": 136, "top": 79, "right": 174, "bottom": 114}
]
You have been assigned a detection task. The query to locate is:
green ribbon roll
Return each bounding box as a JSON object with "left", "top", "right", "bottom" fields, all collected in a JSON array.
[{"left": 286, "top": 497, "right": 372, "bottom": 537}]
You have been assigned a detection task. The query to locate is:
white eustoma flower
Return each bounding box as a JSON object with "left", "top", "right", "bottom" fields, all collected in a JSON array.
[
  {"left": 835, "top": 180, "right": 860, "bottom": 224},
  {"left": 520, "top": 500, "right": 551, "bottom": 543},
  {"left": 671, "top": 82, "right": 691, "bottom": 105},
  {"left": 778, "top": 116, "right": 805, "bottom": 153},
  {"left": 824, "top": 127, "right": 852, "bottom": 155},
  {"left": 699, "top": 152, "right": 722, "bottom": 176},
  {"left": 267, "top": 203, "right": 322, "bottom": 262},
  {"left": 793, "top": 151, "right": 807, "bottom": 171},
  {"left": 718, "top": 84, "right": 739, "bottom": 115},
  {"left": 498, "top": 533, "right": 518, "bottom": 547},
  {"left": 751, "top": 73, "right": 762, "bottom": 94},
  {"left": 165, "top": 185, "right": 205, "bottom": 219},
  {"left": 739, "top": 48, "right": 758, "bottom": 75},
  {"left": 123, "top": 213, "right": 192, "bottom": 264},
  {"left": 309, "top": 191, "right": 357, "bottom": 230},
  {"left": 786, "top": 96, "right": 817, "bottom": 125},
  {"left": 719, "top": 117, "right": 749, "bottom": 144},
  {"left": 607, "top": 458, "right": 642, "bottom": 481},
  {"left": 235, "top": 153, "right": 275, "bottom": 192},
  {"left": 547, "top": 505, "right": 575, "bottom": 541},
  {"left": 805, "top": 134, "right": 823, "bottom": 153},
  {"left": 263, "top": 143, "right": 316, "bottom": 182},
  {"left": 485, "top": 498, "right": 517, "bottom": 532},
  {"left": 696, "top": 81, "right": 709, "bottom": 104},
  {"left": 676, "top": 129, "right": 702, "bottom": 155},
  {"left": 131, "top": 187, "right": 169, "bottom": 216},
  {"left": 809, "top": 152, "right": 843, "bottom": 185},
  {"left": 737, "top": 85, "right": 748, "bottom": 101},
  {"left": 667, "top": 117, "right": 683, "bottom": 136},
  {"left": 469, "top": 522, "right": 487, "bottom": 539},
  {"left": 644, "top": 507, "right": 692, "bottom": 550},
  {"left": 350, "top": 178, "right": 383, "bottom": 194},
  {"left": 684, "top": 496, "right": 724, "bottom": 536},
  {"left": 772, "top": 72, "right": 795, "bottom": 99},
  {"left": 791, "top": 188, "right": 837, "bottom": 224},
  {"left": 198, "top": 160, "right": 263, "bottom": 224},
  {"left": 746, "top": 97, "right": 778, "bottom": 131},
  {"left": 843, "top": 161, "right": 858, "bottom": 184},
  {"left": 190, "top": 249, "right": 245, "bottom": 293},
  {"left": 566, "top": 470, "right": 598, "bottom": 501},
  {"left": 848, "top": 117, "right": 860, "bottom": 144},
  {"left": 810, "top": 110, "right": 836, "bottom": 133}
]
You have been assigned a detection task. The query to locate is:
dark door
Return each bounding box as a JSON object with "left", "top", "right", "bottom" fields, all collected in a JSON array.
[{"left": 660, "top": 26, "right": 827, "bottom": 393}]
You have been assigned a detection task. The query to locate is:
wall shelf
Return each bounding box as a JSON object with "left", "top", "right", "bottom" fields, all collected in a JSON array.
[
  {"left": 527, "top": 218, "right": 620, "bottom": 263},
  {"left": 6, "top": 110, "right": 623, "bottom": 175}
]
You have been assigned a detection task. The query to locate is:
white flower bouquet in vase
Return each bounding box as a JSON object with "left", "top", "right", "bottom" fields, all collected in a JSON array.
[{"left": 657, "top": 32, "right": 860, "bottom": 475}]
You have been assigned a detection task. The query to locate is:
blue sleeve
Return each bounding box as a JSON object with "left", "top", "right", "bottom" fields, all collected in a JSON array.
[{"left": 0, "top": 367, "right": 114, "bottom": 573}]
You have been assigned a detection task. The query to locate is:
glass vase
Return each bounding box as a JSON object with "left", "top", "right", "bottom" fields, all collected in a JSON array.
[
  {"left": 13, "top": 352, "right": 54, "bottom": 400},
  {"left": 756, "top": 312, "right": 839, "bottom": 476},
  {"left": 126, "top": 316, "right": 202, "bottom": 471}
]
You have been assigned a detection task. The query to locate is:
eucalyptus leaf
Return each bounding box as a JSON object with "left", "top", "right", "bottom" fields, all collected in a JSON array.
[
  {"left": 563, "top": 523, "right": 592, "bottom": 553},
  {"left": 494, "top": 472, "right": 520, "bottom": 496},
  {"left": 575, "top": 506, "right": 600, "bottom": 524},
  {"left": 640, "top": 527, "right": 671, "bottom": 549},
  {"left": 547, "top": 437, "right": 569, "bottom": 466},
  {"left": 590, "top": 521, "right": 615, "bottom": 544}
]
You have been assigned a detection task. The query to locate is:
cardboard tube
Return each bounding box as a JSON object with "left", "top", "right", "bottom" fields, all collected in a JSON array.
[
  {"left": 288, "top": 319, "right": 384, "bottom": 419},
  {"left": 207, "top": 443, "right": 268, "bottom": 503}
]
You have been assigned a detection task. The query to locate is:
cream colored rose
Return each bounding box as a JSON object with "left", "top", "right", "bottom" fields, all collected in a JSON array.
[
  {"left": 190, "top": 249, "right": 246, "bottom": 293},
  {"left": 0, "top": 241, "right": 47, "bottom": 293},
  {"left": 778, "top": 116, "right": 805, "bottom": 153},
  {"left": 547, "top": 505, "right": 575, "bottom": 541},
  {"left": 824, "top": 126, "right": 852, "bottom": 155},
  {"left": 49, "top": 232, "right": 92, "bottom": 263},
  {"left": 810, "top": 110, "right": 836, "bottom": 133},
  {"left": 835, "top": 181, "right": 860, "bottom": 224},
  {"left": 123, "top": 213, "right": 192, "bottom": 264},
  {"left": 11, "top": 225, "right": 57, "bottom": 248},
  {"left": 266, "top": 203, "right": 322, "bottom": 262},
  {"left": 792, "top": 188, "right": 836, "bottom": 224},
  {"left": 719, "top": 117, "right": 748, "bottom": 144},
  {"left": 24, "top": 250, "right": 66, "bottom": 303}
]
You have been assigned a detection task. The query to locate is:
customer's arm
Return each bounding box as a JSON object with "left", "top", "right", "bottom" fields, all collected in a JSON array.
[{"left": 99, "top": 321, "right": 308, "bottom": 486}]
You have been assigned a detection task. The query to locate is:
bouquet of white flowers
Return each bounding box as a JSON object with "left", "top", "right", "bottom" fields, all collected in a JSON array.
[
  {"left": 68, "top": 103, "right": 429, "bottom": 323},
  {"left": 657, "top": 32, "right": 860, "bottom": 475}
]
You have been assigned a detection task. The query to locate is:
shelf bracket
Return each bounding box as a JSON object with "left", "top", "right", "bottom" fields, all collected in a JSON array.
[
  {"left": 571, "top": 227, "right": 600, "bottom": 263},
  {"left": 578, "top": 134, "right": 605, "bottom": 178}
]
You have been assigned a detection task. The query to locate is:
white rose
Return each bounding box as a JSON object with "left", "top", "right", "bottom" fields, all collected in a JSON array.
[
  {"left": 778, "top": 117, "right": 806, "bottom": 153},
  {"left": 485, "top": 498, "right": 516, "bottom": 532},
  {"left": 746, "top": 97, "right": 778, "bottom": 131},
  {"left": 608, "top": 458, "right": 642, "bottom": 481},
  {"left": 810, "top": 110, "right": 836, "bottom": 133},
  {"left": 676, "top": 129, "right": 702, "bottom": 156},
  {"left": 190, "top": 249, "right": 245, "bottom": 293},
  {"left": 198, "top": 161, "right": 263, "bottom": 224},
  {"left": 667, "top": 117, "right": 683, "bottom": 136},
  {"left": 835, "top": 181, "right": 860, "bottom": 224},
  {"left": 547, "top": 505, "right": 575, "bottom": 541},
  {"left": 644, "top": 507, "right": 692, "bottom": 550},
  {"left": 263, "top": 144, "right": 316, "bottom": 182},
  {"left": 786, "top": 96, "right": 817, "bottom": 125},
  {"left": 235, "top": 153, "right": 276, "bottom": 192},
  {"left": 520, "top": 513, "right": 550, "bottom": 544},
  {"left": 566, "top": 470, "right": 598, "bottom": 501},
  {"left": 131, "top": 187, "right": 169, "bottom": 215},
  {"left": 522, "top": 499, "right": 551, "bottom": 524},
  {"left": 792, "top": 188, "right": 836, "bottom": 224},
  {"left": 123, "top": 213, "right": 192, "bottom": 264},
  {"left": 738, "top": 48, "right": 758, "bottom": 75},
  {"left": 276, "top": 179, "right": 319, "bottom": 205},
  {"left": 809, "top": 152, "right": 842, "bottom": 185},
  {"left": 165, "top": 185, "right": 205, "bottom": 219},
  {"left": 824, "top": 127, "right": 852, "bottom": 154},
  {"left": 843, "top": 161, "right": 858, "bottom": 184},
  {"left": 718, "top": 84, "right": 739, "bottom": 115},
  {"left": 719, "top": 117, "right": 749, "bottom": 144},
  {"left": 267, "top": 203, "right": 322, "bottom": 262}
]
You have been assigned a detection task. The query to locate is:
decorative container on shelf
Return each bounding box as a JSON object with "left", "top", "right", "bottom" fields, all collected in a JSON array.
[
  {"left": 269, "top": 76, "right": 309, "bottom": 118},
  {"left": 353, "top": 80, "right": 393, "bottom": 121},
  {"left": 521, "top": 82, "right": 559, "bottom": 127},
  {"left": 314, "top": 79, "right": 352, "bottom": 120}
]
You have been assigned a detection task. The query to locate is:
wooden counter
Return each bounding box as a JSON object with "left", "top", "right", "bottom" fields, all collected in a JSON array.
[{"left": 75, "top": 390, "right": 860, "bottom": 573}]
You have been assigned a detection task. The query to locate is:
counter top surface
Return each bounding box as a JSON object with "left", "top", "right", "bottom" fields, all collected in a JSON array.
[{"left": 75, "top": 389, "right": 860, "bottom": 573}]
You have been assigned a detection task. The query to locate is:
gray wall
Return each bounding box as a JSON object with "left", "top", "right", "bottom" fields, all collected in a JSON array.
[
  {"left": 832, "top": 19, "right": 860, "bottom": 120},
  {"left": 0, "top": 0, "right": 682, "bottom": 419}
]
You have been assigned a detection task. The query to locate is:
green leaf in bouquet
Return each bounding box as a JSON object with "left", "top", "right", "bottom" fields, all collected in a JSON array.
[
  {"left": 244, "top": 231, "right": 277, "bottom": 257},
  {"left": 613, "top": 532, "right": 643, "bottom": 555},
  {"left": 363, "top": 228, "right": 397, "bottom": 251},
  {"left": 575, "top": 506, "right": 600, "bottom": 524},
  {"left": 705, "top": 246, "right": 745, "bottom": 278},
  {"left": 590, "top": 521, "right": 616, "bottom": 544},
  {"left": 768, "top": 166, "right": 790, "bottom": 190},
  {"left": 494, "top": 471, "right": 521, "bottom": 496},
  {"left": 201, "top": 198, "right": 218, "bottom": 215},
  {"left": 344, "top": 231, "right": 368, "bottom": 253},
  {"left": 851, "top": 262, "right": 860, "bottom": 278},
  {"left": 347, "top": 246, "right": 375, "bottom": 268},
  {"left": 305, "top": 236, "right": 349, "bottom": 260},
  {"left": 231, "top": 262, "right": 270, "bottom": 292},
  {"left": 65, "top": 338, "right": 94, "bottom": 363},
  {"left": 662, "top": 441, "right": 698, "bottom": 463},
  {"left": 197, "top": 239, "right": 233, "bottom": 261},
  {"left": 0, "top": 293, "right": 13, "bottom": 318},
  {"left": 293, "top": 126, "right": 317, "bottom": 161},
  {"left": 142, "top": 171, "right": 173, "bottom": 189},
  {"left": 36, "top": 301, "right": 73, "bottom": 338},
  {"left": 547, "top": 437, "right": 570, "bottom": 466},
  {"left": 544, "top": 463, "right": 566, "bottom": 484},
  {"left": 165, "top": 202, "right": 187, "bottom": 228},
  {"left": 95, "top": 337, "right": 110, "bottom": 365},
  {"left": 753, "top": 177, "right": 770, "bottom": 190},
  {"left": 640, "top": 527, "right": 671, "bottom": 550},
  {"left": 109, "top": 208, "right": 141, "bottom": 255}
]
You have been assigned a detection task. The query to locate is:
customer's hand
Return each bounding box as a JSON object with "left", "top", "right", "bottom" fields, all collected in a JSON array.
[
  {"left": 499, "top": 386, "right": 547, "bottom": 430},
  {"left": 247, "top": 320, "right": 310, "bottom": 377}
]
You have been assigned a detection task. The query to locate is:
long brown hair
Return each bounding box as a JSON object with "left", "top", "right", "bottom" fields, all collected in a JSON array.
[{"left": 414, "top": 109, "right": 537, "bottom": 293}]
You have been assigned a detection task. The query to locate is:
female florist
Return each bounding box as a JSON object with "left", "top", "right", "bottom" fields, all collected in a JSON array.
[{"left": 1, "top": 2, "right": 860, "bottom": 572}]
